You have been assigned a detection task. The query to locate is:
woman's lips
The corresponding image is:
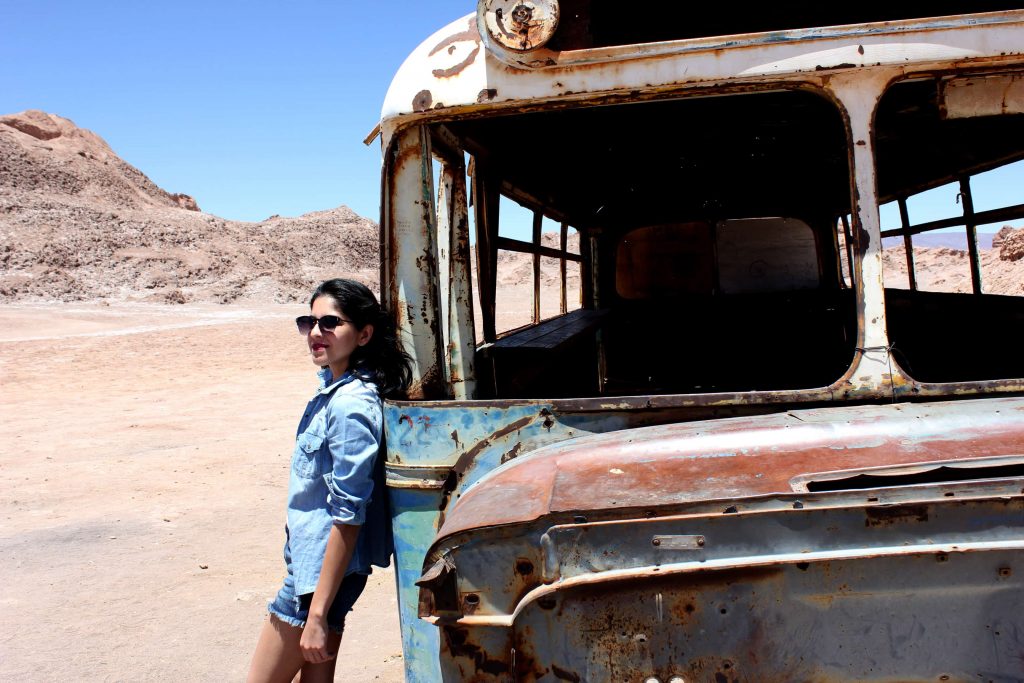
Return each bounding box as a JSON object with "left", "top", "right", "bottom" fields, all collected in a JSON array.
[{"left": 310, "top": 343, "right": 327, "bottom": 352}]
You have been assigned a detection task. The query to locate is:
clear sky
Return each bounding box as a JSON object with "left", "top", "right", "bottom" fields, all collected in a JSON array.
[
  {"left": 2, "top": 0, "right": 474, "bottom": 223},
  {"left": 3, "top": 1, "right": 1020, "bottom": 234}
]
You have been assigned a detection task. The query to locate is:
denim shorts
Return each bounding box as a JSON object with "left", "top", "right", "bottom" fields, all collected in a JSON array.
[{"left": 268, "top": 570, "right": 368, "bottom": 634}]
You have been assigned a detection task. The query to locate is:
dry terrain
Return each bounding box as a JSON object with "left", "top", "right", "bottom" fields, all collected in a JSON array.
[{"left": 0, "top": 303, "right": 406, "bottom": 681}]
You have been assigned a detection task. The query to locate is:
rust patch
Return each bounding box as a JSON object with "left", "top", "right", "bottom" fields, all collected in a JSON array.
[
  {"left": 551, "top": 664, "right": 581, "bottom": 682},
  {"left": 433, "top": 45, "right": 480, "bottom": 78},
  {"left": 428, "top": 17, "right": 482, "bottom": 79},
  {"left": 412, "top": 89, "right": 433, "bottom": 112},
  {"left": 865, "top": 504, "right": 929, "bottom": 527},
  {"left": 428, "top": 17, "right": 480, "bottom": 56},
  {"left": 451, "top": 415, "right": 536, "bottom": 478},
  {"left": 437, "top": 414, "right": 538, "bottom": 517},
  {"left": 441, "top": 625, "right": 508, "bottom": 676},
  {"left": 501, "top": 442, "right": 523, "bottom": 464},
  {"left": 477, "top": 88, "right": 498, "bottom": 103}
]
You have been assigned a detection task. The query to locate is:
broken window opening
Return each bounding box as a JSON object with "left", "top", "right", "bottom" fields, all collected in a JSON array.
[
  {"left": 875, "top": 72, "right": 1024, "bottom": 384},
  {"left": 438, "top": 88, "right": 855, "bottom": 398}
]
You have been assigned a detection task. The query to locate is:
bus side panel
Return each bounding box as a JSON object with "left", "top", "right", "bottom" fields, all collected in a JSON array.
[
  {"left": 388, "top": 487, "right": 442, "bottom": 683},
  {"left": 383, "top": 401, "right": 633, "bottom": 678}
]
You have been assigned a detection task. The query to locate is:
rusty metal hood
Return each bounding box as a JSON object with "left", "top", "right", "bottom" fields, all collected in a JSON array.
[
  {"left": 439, "top": 396, "right": 1024, "bottom": 539},
  {"left": 421, "top": 397, "right": 1024, "bottom": 680}
]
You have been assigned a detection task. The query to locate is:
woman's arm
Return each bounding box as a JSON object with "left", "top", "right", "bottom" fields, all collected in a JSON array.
[
  {"left": 300, "top": 391, "right": 382, "bottom": 663},
  {"left": 299, "top": 522, "right": 361, "bottom": 663}
]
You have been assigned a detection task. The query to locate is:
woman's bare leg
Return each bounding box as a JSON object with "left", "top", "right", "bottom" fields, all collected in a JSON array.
[{"left": 246, "top": 615, "right": 308, "bottom": 683}]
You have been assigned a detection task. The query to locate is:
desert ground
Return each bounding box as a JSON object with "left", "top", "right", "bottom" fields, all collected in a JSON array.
[{"left": 0, "top": 303, "right": 406, "bottom": 682}]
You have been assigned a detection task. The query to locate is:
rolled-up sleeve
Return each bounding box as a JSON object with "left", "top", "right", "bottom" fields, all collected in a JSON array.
[{"left": 322, "top": 393, "right": 382, "bottom": 526}]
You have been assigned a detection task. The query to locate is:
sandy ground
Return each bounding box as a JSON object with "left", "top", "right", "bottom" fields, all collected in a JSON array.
[{"left": 0, "top": 303, "right": 405, "bottom": 682}]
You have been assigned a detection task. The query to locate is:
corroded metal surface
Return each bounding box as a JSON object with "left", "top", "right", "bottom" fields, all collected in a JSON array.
[
  {"left": 388, "top": 396, "right": 1024, "bottom": 679},
  {"left": 479, "top": 0, "right": 559, "bottom": 53},
  {"left": 380, "top": 12, "right": 1024, "bottom": 132},
  {"left": 421, "top": 481, "right": 1024, "bottom": 679},
  {"left": 437, "top": 397, "right": 1024, "bottom": 539},
  {"left": 385, "top": 127, "right": 446, "bottom": 399},
  {"left": 378, "top": 6, "right": 1024, "bottom": 680},
  {"left": 511, "top": 547, "right": 1024, "bottom": 681},
  {"left": 434, "top": 151, "right": 477, "bottom": 399}
]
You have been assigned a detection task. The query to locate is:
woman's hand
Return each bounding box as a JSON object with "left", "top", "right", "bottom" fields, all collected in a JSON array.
[{"left": 299, "top": 616, "right": 335, "bottom": 663}]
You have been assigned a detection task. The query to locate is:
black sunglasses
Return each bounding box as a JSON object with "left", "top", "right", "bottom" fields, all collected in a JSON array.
[{"left": 295, "top": 315, "right": 353, "bottom": 335}]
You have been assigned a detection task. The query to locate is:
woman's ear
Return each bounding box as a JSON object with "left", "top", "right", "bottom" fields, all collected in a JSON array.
[{"left": 358, "top": 323, "right": 374, "bottom": 347}]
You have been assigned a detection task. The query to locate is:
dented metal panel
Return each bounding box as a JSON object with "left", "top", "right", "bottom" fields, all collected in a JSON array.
[
  {"left": 387, "top": 396, "right": 1024, "bottom": 678},
  {"left": 511, "top": 546, "right": 1024, "bottom": 681},
  {"left": 436, "top": 396, "right": 1024, "bottom": 539},
  {"left": 421, "top": 482, "right": 1024, "bottom": 679}
]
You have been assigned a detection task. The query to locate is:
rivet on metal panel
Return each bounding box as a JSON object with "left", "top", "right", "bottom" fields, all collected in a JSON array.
[
  {"left": 644, "top": 678, "right": 660, "bottom": 683},
  {"left": 723, "top": 506, "right": 739, "bottom": 514},
  {"left": 668, "top": 678, "right": 686, "bottom": 683},
  {"left": 793, "top": 500, "right": 804, "bottom": 509},
  {"left": 573, "top": 515, "right": 587, "bottom": 524},
  {"left": 998, "top": 566, "right": 1012, "bottom": 577},
  {"left": 652, "top": 538, "right": 661, "bottom": 547}
]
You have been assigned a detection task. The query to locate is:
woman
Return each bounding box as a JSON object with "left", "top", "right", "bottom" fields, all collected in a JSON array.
[{"left": 248, "top": 279, "right": 410, "bottom": 683}]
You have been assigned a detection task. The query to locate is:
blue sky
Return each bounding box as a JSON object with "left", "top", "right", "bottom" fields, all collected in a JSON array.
[
  {"left": 2, "top": 0, "right": 473, "bottom": 223},
  {"left": 3, "top": 1, "right": 1020, "bottom": 235}
]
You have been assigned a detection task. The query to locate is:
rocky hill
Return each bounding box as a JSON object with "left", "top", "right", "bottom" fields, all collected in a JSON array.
[
  {"left": 0, "top": 110, "right": 379, "bottom": 303},
  {"left": 1, "top": 109, "right": 1022, "bottom": 303}
]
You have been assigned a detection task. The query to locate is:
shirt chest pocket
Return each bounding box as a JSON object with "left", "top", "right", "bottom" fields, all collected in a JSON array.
[{"left": 292, "top": 431, "right": 327, "bottom": 479}]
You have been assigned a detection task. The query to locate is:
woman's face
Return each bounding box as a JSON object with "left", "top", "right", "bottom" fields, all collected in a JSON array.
[{"left": 307, "top": 295, "right": 373, "bottom": 378}]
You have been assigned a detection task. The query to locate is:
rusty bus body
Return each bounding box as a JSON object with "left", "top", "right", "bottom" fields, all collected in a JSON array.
[{"left": 373, "top": 3, "right": 1024, "bottom": 680}]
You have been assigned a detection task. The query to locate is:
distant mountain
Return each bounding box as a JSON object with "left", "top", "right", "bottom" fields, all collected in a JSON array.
[
  {"left": 882, "top": 230, "right": 1012, "bottom": 250},
  {"left": 0, "top": 110, "right": 379, "bottom": 303},
  {"left": 2, "top": 110, "right": 1022, "bottom": 303}
]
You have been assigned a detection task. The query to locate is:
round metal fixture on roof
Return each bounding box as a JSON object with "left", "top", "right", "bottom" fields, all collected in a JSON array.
[{"left": 480, "top": 0, "right": 559, "bottom": 52}]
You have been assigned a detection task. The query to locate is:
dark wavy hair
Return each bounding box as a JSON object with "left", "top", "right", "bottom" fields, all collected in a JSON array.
[{"left": 310, "top": 279, "right": 412, "bottom": 398}]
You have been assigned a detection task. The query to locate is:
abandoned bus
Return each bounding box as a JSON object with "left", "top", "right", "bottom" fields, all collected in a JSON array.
[{"left": 372, "top": 2, "right": 1024, "bottom": 680}]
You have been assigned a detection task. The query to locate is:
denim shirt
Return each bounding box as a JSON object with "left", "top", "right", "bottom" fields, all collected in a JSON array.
[{"left": 286, "top": 367, "right": 393, "bottom": 596}]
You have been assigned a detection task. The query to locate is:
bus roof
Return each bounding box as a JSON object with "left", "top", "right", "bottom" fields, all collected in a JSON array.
[{"left": 379, "top": 8, "right": 1024, "bottom": 141}]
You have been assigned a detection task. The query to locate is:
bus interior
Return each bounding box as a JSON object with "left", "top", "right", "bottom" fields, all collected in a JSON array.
[{"left": 424, "top": 74, "right": 1024, "bottom": 400}]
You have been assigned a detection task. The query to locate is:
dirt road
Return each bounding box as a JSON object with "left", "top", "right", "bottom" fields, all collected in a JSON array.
[{"left": 0, "top": 303, "right": 405, "bottom": 681}]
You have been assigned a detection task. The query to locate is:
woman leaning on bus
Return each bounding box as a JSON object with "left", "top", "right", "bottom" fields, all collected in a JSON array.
[{"left": 247, "top": 278, "right": 411, "bottom": 683}]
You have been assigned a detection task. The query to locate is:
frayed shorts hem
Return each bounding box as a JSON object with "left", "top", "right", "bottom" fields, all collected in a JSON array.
[
  {"left": 266, "top": 607, "right": 346, "bottom": 635},
  {"left": 267, "top": 572, "right": 368, "bottom": 635}
]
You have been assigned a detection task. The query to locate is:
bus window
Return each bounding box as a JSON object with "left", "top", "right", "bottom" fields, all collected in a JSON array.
[{"left": 876, "top": 72, "right": 1024, "bottom": 383}]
